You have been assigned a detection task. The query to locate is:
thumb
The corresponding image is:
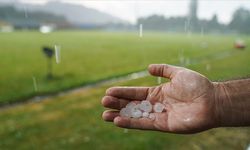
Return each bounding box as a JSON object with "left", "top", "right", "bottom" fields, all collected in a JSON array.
[{"left": 148, "top": 64, "right": 180, "bottom": 79}]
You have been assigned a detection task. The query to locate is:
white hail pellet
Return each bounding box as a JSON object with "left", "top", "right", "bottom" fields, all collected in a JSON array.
[
  {"left": 120, "top": 100, "right": 166, "bottom": 119},
  {"left": 142, "top": 112, "right": 149, "bottom": 118},
  {"left": 131, "top": 109, "right": 142, "bottom": 118},
  {"left": 122, "top": 102, "right": 137, "bottom": 118},
  {"left": 126, "top": 102, "right": 136, "bottom": 109},
  {"left": 153, "top": 102, "right": 165, "bottom": 113},
  {"left": 120, "top": 108, "right": 130, "bottom": 117},
  {"left": 149, "top": 113, "right": 155, "bottom": 120},
  {"left": 139, "top": 100, "right": 152, "bottom": 112},
  {"left": 128, "top": 107, "right": 137, "bottom": 118}
]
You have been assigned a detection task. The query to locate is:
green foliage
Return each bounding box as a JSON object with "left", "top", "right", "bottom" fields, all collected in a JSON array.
[
  {"left": 138, "top": 6, "right": 250, "bottom": 34},
  {"left": 229, "top": 7, "right": 250, "bottom": 34}
]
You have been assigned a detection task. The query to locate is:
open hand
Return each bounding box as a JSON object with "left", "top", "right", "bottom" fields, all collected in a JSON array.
[{"left": 102, "top": 64, "right": 218, "bottom": 134}]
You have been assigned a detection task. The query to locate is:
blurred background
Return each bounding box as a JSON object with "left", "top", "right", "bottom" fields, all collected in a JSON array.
[{"left": 0, "top": 0, "right": 250, "bottom": 149}]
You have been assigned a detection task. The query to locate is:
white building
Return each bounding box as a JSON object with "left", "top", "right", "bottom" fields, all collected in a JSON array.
[{"left": 0, "top": 22, "right": 14, "bottom": 33}]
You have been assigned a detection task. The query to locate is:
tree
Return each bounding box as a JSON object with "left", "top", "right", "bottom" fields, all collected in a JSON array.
[
  {"left": 229, "top": 7, "right": 250, "bottom": 34},
  {"left": 208, "top": 14, "right": 220, "bottom": 31}
]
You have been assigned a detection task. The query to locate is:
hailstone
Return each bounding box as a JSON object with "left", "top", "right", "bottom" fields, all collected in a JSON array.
[
  {"left": 139, "top": 100, "right": 152, "bottom": 112},
  {"left": 142, "top": 112, "right": 149, "bottom": 118},
  {"left": 131, "top": 109, "right": 142, "bottom": 118},
  {"left": 153, "top": 102, "right": 165, "bottom": 113}
]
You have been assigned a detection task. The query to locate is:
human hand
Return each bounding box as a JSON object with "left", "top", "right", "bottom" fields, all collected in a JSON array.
[{"left": 102, "top": 64, "right": 219, "bottom": 134}]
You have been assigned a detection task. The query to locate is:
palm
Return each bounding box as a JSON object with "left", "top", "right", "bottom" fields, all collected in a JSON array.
[
  {"left": 147, "top": 68, "right": 215, "bottom": 133},
  {"left": 102, "top": 64, "right": 217, "bottom": 134}
]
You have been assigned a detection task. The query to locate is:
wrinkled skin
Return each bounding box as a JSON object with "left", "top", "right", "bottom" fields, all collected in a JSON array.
[{"left": 102, "top": 64, "right": 218, "bottom": 134}]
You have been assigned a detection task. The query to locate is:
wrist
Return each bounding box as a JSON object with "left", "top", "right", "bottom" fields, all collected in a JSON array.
[
  {"left": 213, "top": 79, "right": 250, "bottom": 127},
  {"left": 213, "top": 82, "right": 231, "bottom": 127}
]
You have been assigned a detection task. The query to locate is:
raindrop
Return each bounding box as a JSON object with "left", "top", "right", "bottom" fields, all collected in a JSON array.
[
  {"left": 179, "top": 49, "right": 185, "bottom": 66},
  {"left": 179, "top": 56, "right": 185, "bottom": 66},
  {"left": 139, "top": 24, "right": 143, "bottom": 38},
  {"left": 54, "top": 45, "right": 61, "bottom": 64},
  {"left": 206, "top": 64, "right": 211, "bottom": 71},
  {"left": 32, "top": 76, "right": 38, "bottom": 92},
  {"left": 200, "top": 27, "right": 204, "bottom": 36},
  {"left": 186, "top": 18, "right": 192, "bottom": 38},
  {"left": 157, "top": 77, "right": 162, "bottom": 84},
  {"left": 23, "top": 5, "right": 28, "bottom": 18},
  {"left": 185, "top": 58, "right": 190, "bottom": 66},
  {"left": 184, "top": 21, "right": 188, "bottom": 33}
]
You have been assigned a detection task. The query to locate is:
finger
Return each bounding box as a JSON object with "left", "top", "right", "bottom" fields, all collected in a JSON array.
[
  {"left": 102, "top": 110, "right": 119, "bottom": 122},
  {"left": 114, "top": 116, "right": 156, "bottom": 130},
  {"left": 106, "top": 87, "right": 149, "bottom": 100},
  {"left": 148, "top": 64, "right": 181, "bottom": 79},
  {"left": 101, "top": 96, "right": 129, "bottom": 110}
]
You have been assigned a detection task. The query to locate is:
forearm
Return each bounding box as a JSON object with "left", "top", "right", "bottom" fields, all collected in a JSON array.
[{"left": 214, "top": 79, "right": 250, "bottom": 127}]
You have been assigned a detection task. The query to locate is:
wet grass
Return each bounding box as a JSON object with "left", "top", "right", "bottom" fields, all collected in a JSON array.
[
  {"left": 0, "top": 47, "right": 249, "bottom": 150},
  {"left": 1, "top": 31, "right": 249, "bottom": 104}
]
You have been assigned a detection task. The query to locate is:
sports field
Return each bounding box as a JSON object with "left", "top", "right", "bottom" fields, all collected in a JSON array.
[
  {"left": 0, "top": 31, "right": 247, "bottom": 104},
  {"left": 0, "top": 31, "right": 249, "bottom": 149}
]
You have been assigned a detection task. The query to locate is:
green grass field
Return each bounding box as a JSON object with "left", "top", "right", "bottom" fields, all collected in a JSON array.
[
  {"left": 0, "top": 47, "right": 250, "bottom": 149},
  {"left": 0, "top": 31, "right": 248, "bottom": 104},
  {"left": 0, "top": 31, "right": 250, "bottom": 149}
]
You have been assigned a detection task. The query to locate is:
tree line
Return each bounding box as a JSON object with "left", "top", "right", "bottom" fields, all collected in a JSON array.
[{"left": 137, "top": 7, "right": 250, "bottom": 34}]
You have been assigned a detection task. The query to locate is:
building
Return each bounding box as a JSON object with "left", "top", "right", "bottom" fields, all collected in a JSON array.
[{"left": 0, "top": 21, "right": 14, "bottom": 32}]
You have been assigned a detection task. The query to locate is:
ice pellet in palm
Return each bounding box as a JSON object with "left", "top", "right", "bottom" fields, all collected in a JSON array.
[
  {"left": 120, "top": 108, "right": 130, "bottom": 117},
  {"left": 142, "top": 112, "right": 149, "bottom": 118},
  {"left": 139, "top": 100, "right": 152, "bottom": 112},
  {"left": 149, "top": 113, "right": 155, "bottom": 120},
  {"left": 120, "top": 99, "right": 166, "bottom": 119},
  {"left": 153, "top": 102, "right": 165, "bottom": 112},
  {"left": 126, "top": 102, "right": 136, "bottom": 109},
  {"left": 131, "top": 109, "right": 142, "bottom": 118}
]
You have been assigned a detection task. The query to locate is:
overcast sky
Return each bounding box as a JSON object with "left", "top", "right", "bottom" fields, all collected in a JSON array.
[{"left": 19, "top": 0, "right": 250, "bottom": 24}]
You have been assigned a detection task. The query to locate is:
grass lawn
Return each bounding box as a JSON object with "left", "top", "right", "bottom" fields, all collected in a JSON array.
[
  {"left": 0, "top": 46, "right": 249, "bottom": 150},
  {"left": 1, "top": 31, "right": 248, "bottom": 104}
]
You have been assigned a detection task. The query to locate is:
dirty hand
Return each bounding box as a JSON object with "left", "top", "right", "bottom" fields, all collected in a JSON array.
[{"left": 102, "top": 64, "right": 219, "bottom": 134}]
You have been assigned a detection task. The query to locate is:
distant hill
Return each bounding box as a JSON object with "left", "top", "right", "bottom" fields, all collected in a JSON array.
[
  {"left": 11, "top": 1, "right": 128, "bottom": 26},
  {"left": 0, "top": 5, "right": 69, "bottom": 29}
]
